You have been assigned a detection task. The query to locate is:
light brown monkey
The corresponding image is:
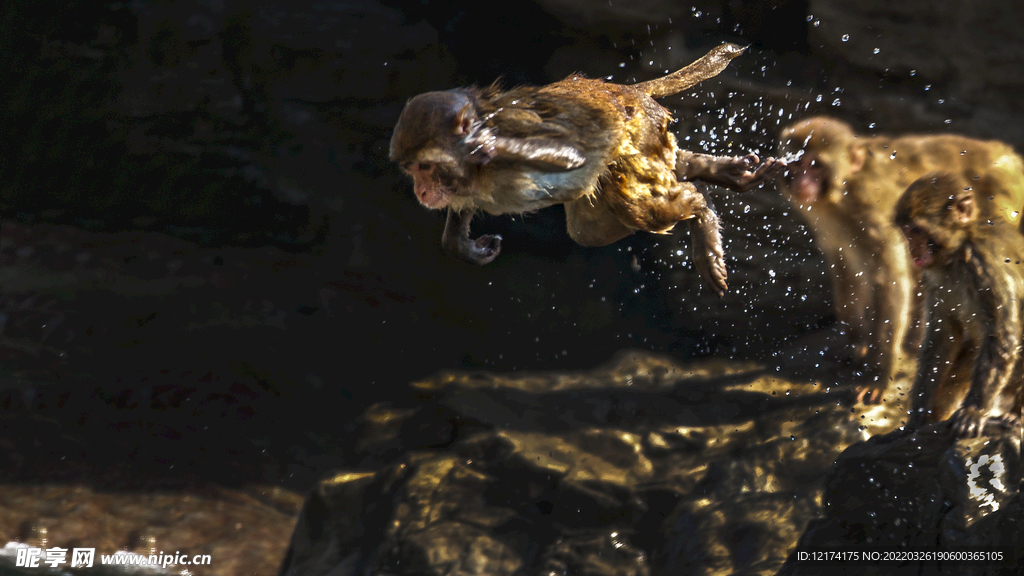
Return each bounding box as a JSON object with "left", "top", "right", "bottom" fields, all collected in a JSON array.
[
  {"left": 390, "top": 43, "right": 783, "bottom": 296},
  {"left": 895, "top": 172, "right": 1023, "bottom": 437},
  {"left": 778, "top": 117, "right": 1024, "bottom": 403}
]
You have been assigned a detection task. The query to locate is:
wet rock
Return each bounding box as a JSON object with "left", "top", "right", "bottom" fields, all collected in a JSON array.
[
  {"left": 539, "top": 531, "right": 650, "bottom": 576},
  {"left": 282, "top": 352, "right": 898, "bottom": 576},
  {"left": 0, "top": 484, "right": 302, "bottom": 576},
  {"left": 283, "top": 352, "right": 1015, "bottom": 575},
  {"left": 778, "top": 423, "right": 1021, "bottom": 575}
]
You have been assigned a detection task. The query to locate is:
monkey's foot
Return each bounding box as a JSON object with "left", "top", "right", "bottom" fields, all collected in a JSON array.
[
  {"left": 688, "top": 194, "right": 728, "bottom": 296},
  {"left": 677, "top": 152, "right": 785, "bottom": 193},
  {"left": 711, "top": 154, "right": 786, "bottom": 192},
  {"left": 691, "top": 232, "right": 728, "bottom": 297},
  {"left": 950, "top": 406, "right": 1010, "bottom": 438}
]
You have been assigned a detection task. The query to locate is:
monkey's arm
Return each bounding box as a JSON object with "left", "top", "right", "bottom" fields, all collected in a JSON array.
[
  {"left": 487, "top": 136, "right": 586, "bottom": 171},
  {"left": 463, "top": 107, "right": 587, "bottom": 171},
  {"left": 676, "top": 151, "right": 785, "bottom": 193},
  {"left": 441, "top": 209, "right": 502, "bottom": 266},
  {"left": 908, "top": 307, "right": 958, "bottom": 429},
  {"left": 954, "top": 267, "right": 1023, "bottom": 436}
]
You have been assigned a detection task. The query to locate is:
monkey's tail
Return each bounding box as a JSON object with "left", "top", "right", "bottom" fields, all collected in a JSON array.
[{"left": 634, "top": 43, "right": 746, "bottom": 99}]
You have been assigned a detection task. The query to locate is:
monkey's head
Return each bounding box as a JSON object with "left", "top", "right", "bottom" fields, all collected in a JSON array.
[
  {"left": 390, "top": 90, "right": 488, "bottom": 210},
  {"left": 894, "top": 172, "right": 976, "bottom": 268},
  {"left": 778, "top": 116, "right": 866, "bottom": 206}
]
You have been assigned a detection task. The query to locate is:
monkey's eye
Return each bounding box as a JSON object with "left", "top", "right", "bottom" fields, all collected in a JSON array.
[{"left": 417, "top": 163, "right": 432, "bottom": 172}]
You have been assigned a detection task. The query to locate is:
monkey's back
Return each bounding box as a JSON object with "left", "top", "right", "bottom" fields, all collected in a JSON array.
[
  {"left": 924, "top": 223, "right": 1024, "bottom": 423},
  {"left": 858, "top": 133, "right": 1024, "bottom": 226},
  {"left": 539, "top": 76, "right": 703, "bottom": 233}
]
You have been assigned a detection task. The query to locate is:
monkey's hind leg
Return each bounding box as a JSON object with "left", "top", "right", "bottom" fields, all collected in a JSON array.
[
  {"left": 676, "top": 150, "right": 785, "bottom": 193},
  {"left": 564, "top": 195, "right": 635, "bottom": 247},
  {"left": 688, "top": 188, "right": 727, "bottom": 297}
]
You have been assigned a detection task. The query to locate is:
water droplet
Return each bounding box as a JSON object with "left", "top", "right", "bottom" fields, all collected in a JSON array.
[
  {"left": 832, "top": 98, "right": 841, "bottom": 106},
  {"left": 944, "top": 119, "right": 952, "bottom": 124},
  {"left": 890, "top": 152, "right": 897, "bottom": 159},
  {"left": 909, "top": 69, "right": 917, "bottom": 76},
  {"left": 744, "top": 205, "right": 751, "bottom": 213},
  {"left": 841, "top": 34, "right": 850, "bottom": 42},
  {"left": 873, "top": 47, "right": 880, "bottom": 54},
  {"left": 806, "top": 14, "right": 814, "bottom": 22},
  {"left": 813, "top": 20, "right": 820, "bottom": 27},
  {"left": 618, "top": 62, "right": 626, "bottom": 68}
]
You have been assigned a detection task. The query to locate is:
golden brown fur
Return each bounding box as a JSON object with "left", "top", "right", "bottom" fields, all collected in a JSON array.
[
  {"left": 391, "top": 44, "right": 782, "bottom": 296},
  {"left": 895, "top": 172, "right": 1024, "bottom": 437},
  {"left": 778, "top": 116, "right": 1024, "bottom": 402}
]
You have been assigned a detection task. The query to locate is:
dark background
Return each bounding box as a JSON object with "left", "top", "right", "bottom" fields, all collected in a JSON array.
[{"left": 1, "top": 0, "right": 1021, "bottom": 492}]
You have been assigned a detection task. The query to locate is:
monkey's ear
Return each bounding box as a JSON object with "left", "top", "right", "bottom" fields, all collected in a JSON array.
[
  {"left": 454, "top": 104, "right": 475, "bottom": 136},
  {"left": 953, "top": 190, "right": 976, "bottom": 224},
  {"left": 848, "top": 143, "right": 866, "bottom": 173}
]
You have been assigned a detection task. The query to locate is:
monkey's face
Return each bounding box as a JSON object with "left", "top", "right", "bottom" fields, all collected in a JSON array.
[
  {"left": 778, "top": 117, "right": 862, "bottom": 207},
  {"left": 390, "top": 90, "right": 484, "bottom": 210},
  {"left": 781, "top": 153, "right": 831, "bottom": 204},
  {"left": 900, "top": 223, "right": 939, "bottom": 268},
  {"left": 400, "top": 158, "right": 466, "bottom": 210},
  {"left": 895, "top": 172, "right": 976, "bottom": 268}
]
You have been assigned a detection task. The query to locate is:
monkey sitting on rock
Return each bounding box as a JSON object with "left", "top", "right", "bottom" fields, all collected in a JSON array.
[
  {"left": 777, "top": 116, "right": 1024, "bottom": 403},
  {"left": 390, "top": 43, "right": 783, "bottom": 297},
  {"left": 895, "top": 171, "right": 1024, "bottom": 437}
]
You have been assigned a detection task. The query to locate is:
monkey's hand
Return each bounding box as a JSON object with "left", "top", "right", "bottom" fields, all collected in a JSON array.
[
  {"left": 442, "top": 208, "right": 502, "bottom": 265},
  {"left": 950, "top": 406, "right": 1007, "bottom": 438},
  {"left": 714, "top": 154, "right": 787, "bottom": 192},
  {"left": 678, "top": 152, "right": 786, "bottom": 193}
]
